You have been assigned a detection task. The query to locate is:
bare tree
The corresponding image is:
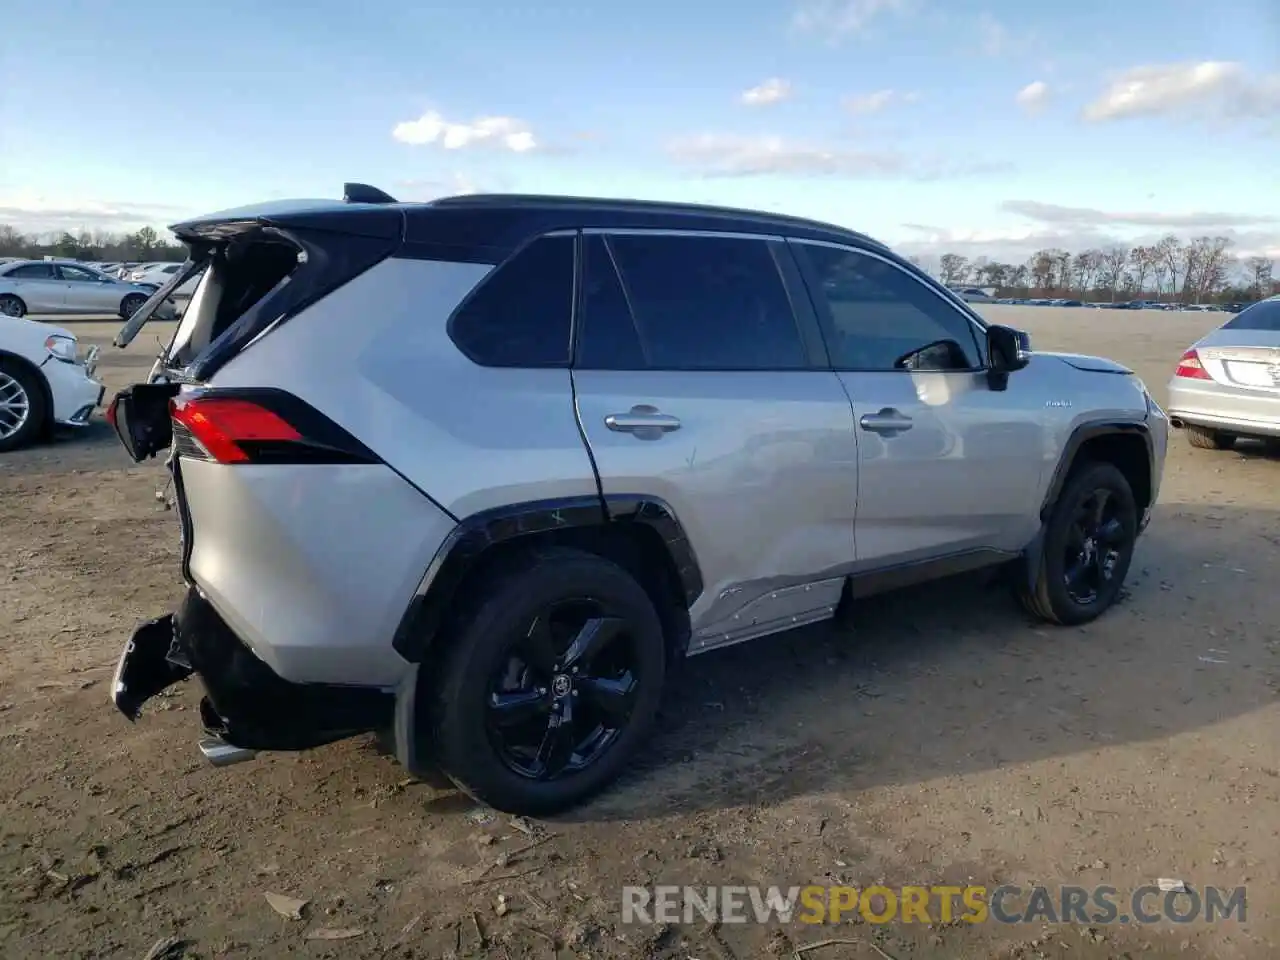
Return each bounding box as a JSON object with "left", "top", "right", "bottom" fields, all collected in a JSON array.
[
  {"left": 1028, "top": 250, "right": 1055, "bottom": 291},
  {"left": 1247, "top": 256, "right": 1275, "bottom": 299},
  {"left": 1099, "top": 247, "right": 1129, "bottom": 301},
  {"left": 1155, "top": 234, "right": 1182, "bottom": 301},
  {"left": 938, "top": 253, "right": 969, "bottom": 285}
]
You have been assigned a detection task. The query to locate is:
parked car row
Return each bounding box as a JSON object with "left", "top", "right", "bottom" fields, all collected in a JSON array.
[{"left": 990, "top": 296, "right": 1246, "bottom": 312}]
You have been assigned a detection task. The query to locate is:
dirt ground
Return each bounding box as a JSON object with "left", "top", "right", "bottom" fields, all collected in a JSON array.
[{"left": 2, "top": 306, "right": 1278, "bottom": 960}]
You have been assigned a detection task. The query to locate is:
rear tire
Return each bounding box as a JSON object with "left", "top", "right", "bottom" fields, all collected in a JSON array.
[
  {"left": 1017, "top": 461, "right": 1138, "bottom": 626},
  {"left": 1185, "top": 425, "right": 1235, "bottom": 450},
  {"left": 0, "top": 358, "right": 47, "bottom": 453},
  {"left": 426, "top": 546, "right": 667, "bottom": 816},
  {"left": 0, "top": 294, "right": 25, "bottom": 319},
  {"left": 119, "top": 293, "right": 148, "bottom": 319}
]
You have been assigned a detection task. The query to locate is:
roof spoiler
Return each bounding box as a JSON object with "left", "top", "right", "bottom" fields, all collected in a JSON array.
[{"left": 343, "top": 182, "right": 397, "bottom": 204}]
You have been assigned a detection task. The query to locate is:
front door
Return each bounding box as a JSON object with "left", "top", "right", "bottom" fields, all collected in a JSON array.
[
  {"left": 57, "top": 263, "right": 118, "bottom": 313},
  {"left": 571, "top": 231, "right": 859, "bottom": 651},
  {"left": 789, "top": 239, "right": 1048, "bottom": 569}
]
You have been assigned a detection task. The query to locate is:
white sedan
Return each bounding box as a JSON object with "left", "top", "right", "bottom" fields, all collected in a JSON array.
[{"left": 0, "top": 314, "right": 105, "bottom": 451}]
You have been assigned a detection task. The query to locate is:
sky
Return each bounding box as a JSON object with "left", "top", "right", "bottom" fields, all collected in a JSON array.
[{"left": 1, "top": 0, "right": 1277, "bottom": 266}]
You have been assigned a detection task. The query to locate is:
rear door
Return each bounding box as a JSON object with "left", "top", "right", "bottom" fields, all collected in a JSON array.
[
  {"left": 571, "top": 230, "right": 858, "bottom": 651},
  {"left": 790, "top": 239, "right": 1047, "bottom": 569},
  {"left": 3, "top": 262, "right": 64, "bottom": 312}
]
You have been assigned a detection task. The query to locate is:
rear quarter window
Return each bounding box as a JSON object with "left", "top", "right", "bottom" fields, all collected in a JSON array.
[{"left": 448, "top": 235, "right": 574, "bottom": 367}]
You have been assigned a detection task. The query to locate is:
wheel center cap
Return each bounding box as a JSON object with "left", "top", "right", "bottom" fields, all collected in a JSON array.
[{"left": 551, "top": 674, "right": 573, "bottom": 699}]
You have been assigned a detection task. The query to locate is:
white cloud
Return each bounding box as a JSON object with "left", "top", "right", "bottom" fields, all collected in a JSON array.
[
  {"left": 1015, "top": 81, "right": 1049, "bottom": 114},
  {"left": 392, "top": 110, "right": 537, "bottom": 152},
  {"left": 790, "top": 0, "right": 909, "bottom": 40},
  {"left": 1002, "top": 200, "right": 1277, "bottom": 230},
  {"left": 395, "top": 172, "right": 502, "bottom": 201},
  {"left": 845, "top": 89, "right": 919, "bottom": 115},
  {"left": 0, "top": 191, "right": 192, "bottom": 235},
  {"left": 666, "top": 133, "right": 1010, "bottom": 180},
  {"left": 740, "top": 78, "right": 792, "bottom": 106},
  {"left": 896, "top": 204, "right": 1280, "bottom": 263},
  {"left": 1083, "top": 61, "right": 1280, "bottom": 123}
]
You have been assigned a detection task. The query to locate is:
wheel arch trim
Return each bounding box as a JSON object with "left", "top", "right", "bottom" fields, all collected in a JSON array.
[
  {"left": 1039, "top": 419, "right": 1153, "bottom": 522},
  {"left": 391, "top": 494, "right": 703, "bottom": 663}
]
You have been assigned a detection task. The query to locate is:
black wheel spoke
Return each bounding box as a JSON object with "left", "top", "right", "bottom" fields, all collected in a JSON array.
[
  {"left": 578, "top": 672, "right": 637, "bottom": 723},
  {"left": 489, "top": 689, "right": 548, "bottom": 728},
  {"left": 1096, "top": 517, "right": 1125, "bottom": 544},
  {"left": 534, "top": 701, "right": 577, "bottom": 778},
  {"left": 1090, "top": 489, "right": 1112, "bottom": 528},
  {"left": 522, "top": 614, "right": 559, "bottom": 675},
  {"left": 561, "top": 617, "right": 623, "bottom": 671}
]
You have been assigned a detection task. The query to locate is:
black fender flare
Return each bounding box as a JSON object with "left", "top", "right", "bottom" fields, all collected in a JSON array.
[
  {"left": 391, "top": 493, "right": 703, "bottom": 665},
  {"left": 1021, "top": 419, "right": 1154, "bottom": 592}
]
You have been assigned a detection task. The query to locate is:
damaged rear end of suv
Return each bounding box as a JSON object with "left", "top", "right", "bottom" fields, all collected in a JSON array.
[{"left": 109, "top": 185, "right": 460, "bottom": 772}]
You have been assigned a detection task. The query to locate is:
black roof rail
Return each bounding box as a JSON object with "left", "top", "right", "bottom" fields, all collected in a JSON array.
[{"left": 343, "top": 182, "right": 398, "bottom": 204}]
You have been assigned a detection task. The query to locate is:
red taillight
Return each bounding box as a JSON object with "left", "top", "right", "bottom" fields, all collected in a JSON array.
[
  {"left": 170, "top": 396, "right": 301, "bottom": 464},
  {"left": 1174, "top": 349, "right": 1211, "bottom": 380}
]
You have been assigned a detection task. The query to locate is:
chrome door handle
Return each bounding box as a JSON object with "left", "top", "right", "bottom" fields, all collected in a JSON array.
[
  {"left": 604, "top": 406, "right": 682, "bottom": 435},
  {"left": 859, "top": 408, "right": 913, "bottom": 434}
]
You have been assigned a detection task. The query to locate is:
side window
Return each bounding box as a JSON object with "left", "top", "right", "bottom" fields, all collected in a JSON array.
[
  {"left": 7, "top": 263, "right": 55, "bottom": 279},
  {"left": 58, "top": 265, "right": 99, "bottom": 282},
  {"left": 579, "top": 233, "right": 807, "bottom": 371},
  {"left": 795, "top": 243, "right": 982, "bottom": 372},
  {"left": 449, "top": 235, "right": 574, "bottom": 367}
]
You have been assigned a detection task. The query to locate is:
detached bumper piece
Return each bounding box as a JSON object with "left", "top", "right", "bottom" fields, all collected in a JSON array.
[{"left": 113, "top": 587, "right": 394, "bottom": 757}]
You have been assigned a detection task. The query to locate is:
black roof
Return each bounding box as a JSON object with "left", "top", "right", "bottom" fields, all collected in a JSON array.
[{"left": 171, "top": 186, "right": 890, "bottom": 262}]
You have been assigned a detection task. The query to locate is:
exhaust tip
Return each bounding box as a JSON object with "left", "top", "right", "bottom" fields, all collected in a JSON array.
[{"left": 198, "top": 736, "right": 257, "bottom": 767}]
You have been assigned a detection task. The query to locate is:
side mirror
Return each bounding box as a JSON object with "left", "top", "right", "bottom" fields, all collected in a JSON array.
[
  {"left": 988, "top": 325, "right": 1031, "bottom": 372},
  {"left": 986, "top": 325, "right": 1031, "bottom": 391}
]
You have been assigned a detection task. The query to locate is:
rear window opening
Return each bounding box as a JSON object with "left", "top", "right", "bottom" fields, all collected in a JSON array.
[
  {"left": 167, "top": 236, "right": 302, "bottom": 371},
  {"left": 1223, "top": 300, "right": 1280, "bottom": 332},
  {"left": 145, "top": 222, "right": 396, "bottom": 381}
]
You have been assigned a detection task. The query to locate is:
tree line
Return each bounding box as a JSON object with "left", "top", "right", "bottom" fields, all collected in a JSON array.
[
  {"left": 0, "top": 225, "right": 187, "bottom": 263},
  {"left": 925, "top": 235, "right": 1276, "bottom": 304}
]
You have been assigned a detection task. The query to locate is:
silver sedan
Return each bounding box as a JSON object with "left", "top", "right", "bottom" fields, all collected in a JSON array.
[
  {"left": 1167, "top": 296, "right": 1280, "bottom": 450},
  {"left": 0, "top": 260, "right": 157, "bottom": 319}
]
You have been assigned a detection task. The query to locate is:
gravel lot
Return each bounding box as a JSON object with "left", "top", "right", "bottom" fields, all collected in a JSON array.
[{"left": 2, "top": 306, "right": 1278, "bottom": 960}]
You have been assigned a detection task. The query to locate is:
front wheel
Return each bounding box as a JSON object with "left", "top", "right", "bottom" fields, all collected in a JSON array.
[
  {"left": 0, "top": 359, "right": 47, "bottom": 452},
  {"left": 1018, "top": 461, "right": 1138, "bottom": 626},
  {"left": 119, "top": 293, "right": 148, "bottom": 319},
  {"left": 427, "top": 547, "right": 667, "bottom": 815},
  {"left": 0, "top": 294, "right": 26, "bottom": 319}
]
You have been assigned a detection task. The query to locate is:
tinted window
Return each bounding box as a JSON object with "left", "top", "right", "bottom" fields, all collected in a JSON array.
[
  {"left": 581, "top": 234, "right": 806, "bottom": 371},
  {"left": 449, "top": 235, "right": 573, "bottom": 367},
  {"left": 1224, "top": 300, "right": 1280, "bottom": 332},
  {"left": 796, "top": 244, "right": 981, "bottom": 371},
  {"left": 6, "top": 263, "right": 55, "bottom": 279}
]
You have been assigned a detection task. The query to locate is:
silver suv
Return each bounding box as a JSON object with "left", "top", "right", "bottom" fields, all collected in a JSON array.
[{"left": 107, "top": 186, "right": 1169, "bottom": 815}]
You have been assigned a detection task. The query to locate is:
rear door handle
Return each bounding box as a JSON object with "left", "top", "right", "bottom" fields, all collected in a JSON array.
[
  {"left": 859, "top": 408, "right": 913, "bottom": 434},
  {"left": 605, "top": 405, "right": 682, "bottom": 436}
]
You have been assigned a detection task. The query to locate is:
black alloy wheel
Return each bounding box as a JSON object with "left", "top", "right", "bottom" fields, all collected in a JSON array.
[{"left": 486, "top": 599, "right": 640, "bottom": 781}]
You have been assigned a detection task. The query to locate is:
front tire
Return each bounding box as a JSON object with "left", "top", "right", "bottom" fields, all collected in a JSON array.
[
  {"left": 1018, "top": 461, "right": 1138, "bottom": 626},
  {"left": 427, "top": 547, "right": 667, "bottom": 816},
  {"left": 1185, "top": 425, "right": 1235, "bottom": 450},
  {"left": 0, "top": 358, "right": 47, "bottom": 452},
  {"left": 0, "top": 294, "right": 26, "bottom": 319},
  {"left": 119, "top": 293, "right": 148, "bottom": 319}
]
